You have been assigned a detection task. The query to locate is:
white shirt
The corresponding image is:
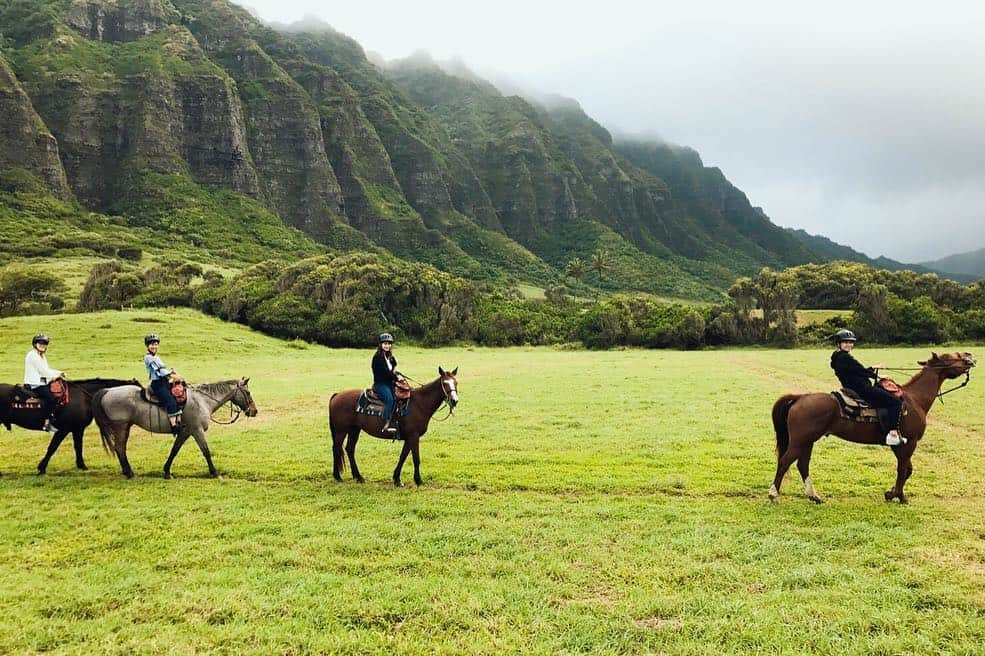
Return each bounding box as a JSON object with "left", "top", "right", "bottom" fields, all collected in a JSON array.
[{"left": 24, "top": 349, "right": 62, "bottom": 386}]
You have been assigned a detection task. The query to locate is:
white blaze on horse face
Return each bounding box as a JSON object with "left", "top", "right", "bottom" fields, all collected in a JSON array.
[{"left": 444, "top": 378, "right": 458, "bottom": 403}]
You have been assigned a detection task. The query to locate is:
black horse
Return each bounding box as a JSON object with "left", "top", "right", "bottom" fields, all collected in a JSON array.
[{"left": 0, "top": 378, "right": 137, "bottom": 474}]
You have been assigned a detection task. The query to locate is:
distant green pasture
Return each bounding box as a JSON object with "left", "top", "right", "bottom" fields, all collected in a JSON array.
[{"left": 0, "top": 309, "right": 982, "bottom": 655}]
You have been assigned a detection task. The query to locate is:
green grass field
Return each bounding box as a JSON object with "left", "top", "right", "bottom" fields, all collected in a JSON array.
[{"left": 1, "top": 309, "right": 982, "bottom": 655}]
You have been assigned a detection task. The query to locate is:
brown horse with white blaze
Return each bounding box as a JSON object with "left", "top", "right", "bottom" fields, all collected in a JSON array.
[
  {"left": 329, "top": 367, "right": 458, "bottom": 486},
  {"left": 770, "top": 351, "right": 975, "bottom": 504}
]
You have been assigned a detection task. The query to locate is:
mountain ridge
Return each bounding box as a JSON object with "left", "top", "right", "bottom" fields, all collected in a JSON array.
[{"left": 0, "top": 0, "right": 973, "bottom": 298}]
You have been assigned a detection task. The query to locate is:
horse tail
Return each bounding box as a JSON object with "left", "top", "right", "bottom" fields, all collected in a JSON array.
[
  {"left": 328, "top": 393, "right": 346, "bottom": 473},
  {"left": 772, "top": 394, "right": 800, "bottom": 457},
  {"left": 91, "top": 389, "right": 116, "bottom": 453}
]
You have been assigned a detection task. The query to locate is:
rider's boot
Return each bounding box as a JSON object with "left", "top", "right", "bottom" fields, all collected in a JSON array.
[
  {"left": 382, "top": 419, "right": 397, "bottom": 434},
  {"left": 885, "top": 429, "right": 906, "bottom": 446}
]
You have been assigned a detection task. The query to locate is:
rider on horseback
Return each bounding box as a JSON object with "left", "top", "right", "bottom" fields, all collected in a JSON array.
[
  {"left": 144, "top": 334, "right": 183, "bottom": 435},
  {"left": 372, "top": 332, "right": 403, "bottom": 434},
  {"left": 830, "top": 329, "right": 905, "bottom": 446},
  {"left": 24, "top": 334, "right": 65, "bottom": 433}
]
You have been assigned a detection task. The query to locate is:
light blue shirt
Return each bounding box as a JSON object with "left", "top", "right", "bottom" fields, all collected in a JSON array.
[{"left": 144, "top": 353, "right": 172, "bottom": 382}]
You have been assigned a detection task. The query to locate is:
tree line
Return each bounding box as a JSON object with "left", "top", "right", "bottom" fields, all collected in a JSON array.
[{"left": 4, "top": 256, "right": 983, "bottom": 348}]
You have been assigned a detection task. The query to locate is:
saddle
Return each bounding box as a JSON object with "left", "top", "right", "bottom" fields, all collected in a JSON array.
[
  {"left": 831, "top": 387, "right": 907, "bottom": 430},
  {"left": 356, "top": 387, "right": 410, "bottom": 419},
  {"left": 10, "top": 380, "right": 69, "bottom": 410},
  {"left": 140, "top": 380, "right": 188, "bottom": 407}
]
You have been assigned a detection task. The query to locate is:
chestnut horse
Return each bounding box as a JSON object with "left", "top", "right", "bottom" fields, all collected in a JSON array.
[
  {"left": 770, "top": 351, "right": 975, "bottom": 504},
  {"left": 329, "top": 367, "right": 458, "bottom": 486}
]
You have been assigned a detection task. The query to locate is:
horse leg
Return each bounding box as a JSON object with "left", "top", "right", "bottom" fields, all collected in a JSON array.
[
  {"left": 408, "top": 435, "right": 423, "bottom": 486},
  {"left": 345, "top": 429, "right": 364, "bottom": 483},
  {"left": 769, "top": 448, "right": 801, "bottom": 502},
  {"left": 115, "top": 426, "right": 134, "bottom": 479},
  {"left": 886, "top": 446, "right": 916, "bottom": 504},
  {"left": 796, "top": 442, "right": 823, "bottom": 504},
  {"left": 331, "top": 427, "right": 345, "bottom": 481},
  {"left": 393, "top": 441, "right": 412, "bottom": 487},
  {"left": 72, "top": 427, "right": 87, "bottom": 470},
  {"left": 189, "top": 429, "right": 219, "bottom": 478},
  {"left": 36, "top": 427, "right": 70, "bottom": 475},
  {"left": 163, "top": 433, "right": 191, "bottom": 479}
]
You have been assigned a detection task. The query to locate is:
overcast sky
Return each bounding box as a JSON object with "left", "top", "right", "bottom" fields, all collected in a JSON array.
[{"left": 243, "top": 0, "right": 985, "bottom": 263}]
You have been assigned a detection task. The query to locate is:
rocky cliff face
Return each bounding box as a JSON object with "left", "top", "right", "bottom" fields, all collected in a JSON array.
[
  {"left": 0, "top": 51, "right": 72, "bottom": 199},
  {"left": 0, "top": 0, "right": 828, "bottom": 298}
]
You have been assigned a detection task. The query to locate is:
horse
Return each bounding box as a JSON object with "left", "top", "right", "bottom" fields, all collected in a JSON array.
[
  {"left": 92, "top": 378, "right": 257, "bottom": 479},
  {"left": 769, "top": 351, "right": 976, "bottom": 504},
  {"left": 0, "top": 378, "right": 138, "bottom": 475},
  {"left": 329, "top": 367, "right": 459, "bottom": 487}
]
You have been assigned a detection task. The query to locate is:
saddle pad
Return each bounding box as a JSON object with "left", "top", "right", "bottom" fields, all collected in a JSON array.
[{"left": 355, "top": 390, "right": 410, "bottom": 418}]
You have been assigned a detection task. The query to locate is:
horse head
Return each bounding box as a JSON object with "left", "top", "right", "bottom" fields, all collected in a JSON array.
[
  {"left": 438, "top": 366, "right": 459, "bottom": 409},
  {"left": 918, "top": 352, "right": 976, "bottom": 378},
  {"left": 232, "top": 377, "right": 258, "bottom": 417}
]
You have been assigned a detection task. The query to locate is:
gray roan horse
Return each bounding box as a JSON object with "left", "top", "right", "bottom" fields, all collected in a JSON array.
[{"left": 92, "top": 378, "right": 257, "bottom": 478}]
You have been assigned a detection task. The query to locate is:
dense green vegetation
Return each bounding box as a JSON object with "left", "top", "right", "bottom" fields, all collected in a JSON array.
[{"left": 0, "top": 310, "right": 982, "bottom": 654}]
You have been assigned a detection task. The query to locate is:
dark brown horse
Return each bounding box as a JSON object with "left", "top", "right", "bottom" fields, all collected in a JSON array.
[
  {"left": 770, "top": 351, "right": 975, "bottom": 504},
  {"left": 0, "top": 378, "right": 138, "bottom": 475},
  {"left": 329, "top": 367, "right": 459, "bottom": 486}
]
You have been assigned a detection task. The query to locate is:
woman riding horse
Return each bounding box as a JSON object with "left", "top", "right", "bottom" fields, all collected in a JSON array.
[
  {"left": 829, "top": 329, "right": 903, "bottom": 446},
  {"left": 23, "top": 333, "right": 65, "bottom": 433}
]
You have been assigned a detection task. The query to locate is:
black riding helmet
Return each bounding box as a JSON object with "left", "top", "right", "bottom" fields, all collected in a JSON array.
[
  {"left": 144, "top": 333, "right": 161, "bottom": 346},
  {"left": 378, "top": 332, "right": 394, "bottom": 344},
  {"left": 831, "top": 329, "right": 856, "bottom": 343},
  {"left": 32, "top": 333, "right": 50, "bottom": 345}
]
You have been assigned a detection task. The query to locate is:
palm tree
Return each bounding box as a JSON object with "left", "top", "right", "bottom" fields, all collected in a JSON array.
[
  {"left": 590, "top": 249, "right": 609, "bottom": 285},
  {"left": 565, "top": 257, "right": 587, "bottom": 283}
]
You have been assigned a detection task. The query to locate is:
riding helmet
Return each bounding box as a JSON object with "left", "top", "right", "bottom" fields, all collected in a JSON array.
[
  {"left": 378, "top": 332, "right": 395, "bottom": 344},
  {"left": 144, "top": 333, "right": 161, "bottom": 346},
  {"left": 32, "top": 333, "right": 50, "bottom": 345},
  {"left": 831, "top": 329, "right": 856, "bottom": 343}
]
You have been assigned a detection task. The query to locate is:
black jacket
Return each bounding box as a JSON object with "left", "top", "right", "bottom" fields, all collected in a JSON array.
[
  {"left": 831, "top": 349, "right": 878, "bottom": 392},
  {"left": 372, "top": 351, "right": 398, "bottom": 385}
]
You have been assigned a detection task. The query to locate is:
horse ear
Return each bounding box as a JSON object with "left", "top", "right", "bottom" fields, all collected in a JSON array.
[
  {"left": 438, "top": 366, "right": 445, "bottom": 376},
  {"left": 243, "top": 377, "right": 250, "bottom": 384},
  {"left": 451, "top": 367, "right": 458, "bottom": 375},
  {"left": 931, "top": 351, "right": 939, "bottom": 361},
  {"left": 917, "top": 360, "right": 926, "bottom": 366}
]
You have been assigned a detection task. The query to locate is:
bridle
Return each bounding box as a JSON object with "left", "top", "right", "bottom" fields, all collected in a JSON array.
[
  {"left": 195, "top": 383, "right": 253, "bottom": 424},
  {"left": 879, "top": 354, "right": 975, "bottom": 403},
  {"left": 400, "top": 373, "right": 458, "bottom": 421}
]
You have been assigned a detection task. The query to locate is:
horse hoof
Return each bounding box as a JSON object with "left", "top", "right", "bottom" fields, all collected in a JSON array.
[
  {"left": 394, "top": 480, "right": 404, "bottom": 488},
  {"left": 164, "top": 473, "right": 173, "bottom": 480},
  {"left": 899, "top": 496, "right": 908, "bottom": 505},
  {"left": 78, "top": 465, "right": 88, "bottom": 471},
  {"left": 808, "top": 496, "right": 824, "bottom": 505},
  {"left": 355, "top": 477, "right": 365, "bottom": 484},
  {"left": 884, "top": 490, "right": 895, "bottom": 502},
  {"left": 414, "top": 479, "right": 423, "bottom": 487},
  {"left": 36, "top": 469, "right": 46, "bottom": 476}
]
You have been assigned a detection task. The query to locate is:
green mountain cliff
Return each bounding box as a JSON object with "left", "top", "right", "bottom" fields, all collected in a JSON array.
[{"left": 2, "top": 0, "right": 953, "bottom": 299}]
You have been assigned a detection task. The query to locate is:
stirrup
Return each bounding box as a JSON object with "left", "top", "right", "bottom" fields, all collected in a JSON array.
[{"left": 885, "top": 431, "right": 906, "bottom": 446}]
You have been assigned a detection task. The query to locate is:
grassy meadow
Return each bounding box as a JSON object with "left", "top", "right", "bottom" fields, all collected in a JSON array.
[{"left": 0, "top": 309, "right": 982, "bottom": 655}]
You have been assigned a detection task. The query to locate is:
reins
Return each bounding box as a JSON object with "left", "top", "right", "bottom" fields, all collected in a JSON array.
[
  {"left": 878, "top": 364, "right": 973, "bottom": 404},
  {"left": 193, "top": 385, "right": 244, "bottom": 424},
  {"left": 396, "top": 373, "right": 456, "bottom": 421}
]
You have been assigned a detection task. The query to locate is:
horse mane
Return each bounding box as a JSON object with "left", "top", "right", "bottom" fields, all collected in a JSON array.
[{"left": 190, "top": 380, "right": 240, "bottom": 396}]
